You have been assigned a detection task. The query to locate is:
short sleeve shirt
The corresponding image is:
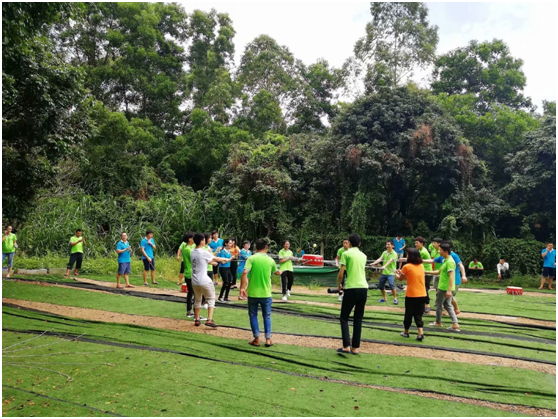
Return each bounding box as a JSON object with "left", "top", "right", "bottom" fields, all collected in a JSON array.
[
  {"left": 209, "top": 238, "right": 223, "bottom": 252},
  {"left": 140, "top": 238, "right": 155, "bottom": 259},
  {"left": 381, "top": 250, "right": 398, "bottom": 275},
  {"left": 244, "top": 252, "right": 276, "bottom": 298},
  {"left": 430, "top": 246, "right": 441, "bottom": 270},
  {"left": 337, "top": 247, "right": 346, "bottom": 258},
  {"left": 70, "top": 236, "right": 84, "bottom": 254},
  {"left": 542, "top": 249, "right": 556, "bottom": 268},
  {"left": 116, "top": 241, "right": 131, "bottom": 263},
  {"left": 402, "top": 264, "right": 427, "bottom": 297},
  {"left": 469, "top": 262, "right": 484, "bottom": 269},
  {"left": 394, "top": 238, "right": 405, "bottom": 253},
  {"left": 238, "top": 249, "right": 251, "bottom": 273},
  {"left": 435, "top": 252, "right": 462, "bottom": 285},
  {"left": 191, "top": 248, "right": 214, "bottom": 286},
  {"left": 278, "top": 249, "right": 294, "bottom": 272},
  {"left": 217, "top": 248, "right": 231, "bottom": 267},
  {"left": 339, "top": 247, "right": 368, "bottom": 289},
  {"left": 438, "top": 257, "right": 456, "bottom": 292},
  {"left": 182, "top": 243, "right": 196, "bottom": 278},
  {"left": 2, "top": 233, "right": 17, "bottom": 253},
  {"left": 203, "top": 245, "right": 213, "bottom": 272},
  {"left": 418, "top": 247, "right": 431, "bottom": 275}
]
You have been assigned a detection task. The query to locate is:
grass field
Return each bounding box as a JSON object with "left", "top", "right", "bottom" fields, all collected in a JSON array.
[{"left": 1, "top": 270, "right": 556, "bottom": 417}]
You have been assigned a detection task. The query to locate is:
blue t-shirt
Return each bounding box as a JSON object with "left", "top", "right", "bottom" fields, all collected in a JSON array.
[
  {"left": 209, "top": 238, "right": 224, "bottom": 252},
  {"left": 140, "top": 237, "right": 155, "bottom": 259},
  {"left": 435, "top": 251, "right": 462, "bottom": 285},
  {"left": 394, "top": 238, "right": 405, "bottom": 253},
  {"left": 238, "top": 249, "right": 251, "bottom": 273},
  {"left": 217, "top": 248, "right": 231, "bottom": 267},
  {"left": 116, "top": 241, "right": 131, "bottom": 263},
  {"left": 542, "top": 249, "right": 556, "bottom": 268}
]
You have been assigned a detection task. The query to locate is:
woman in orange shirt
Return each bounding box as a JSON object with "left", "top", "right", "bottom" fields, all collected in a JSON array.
[{"left": 395, "top": 248, "right": 427, "bottom": 341}]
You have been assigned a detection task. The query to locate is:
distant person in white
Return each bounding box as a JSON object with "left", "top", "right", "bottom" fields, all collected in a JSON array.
[
  {"left": 190, "top": 232, "right": 231, "bottom": 327},
  {"left": 496, "top": 258, "right": 510, "bottom": 282}
]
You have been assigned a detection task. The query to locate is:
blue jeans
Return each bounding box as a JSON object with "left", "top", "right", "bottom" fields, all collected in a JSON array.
[
  {"left": 2, "top": 252, "right": 15, "bottom": 267},
  {"left": 378, "top": 274, "right": 395, "bottom": 291},
  {"left": 248, "top": 297, "right": 272, "bottom": 339}
]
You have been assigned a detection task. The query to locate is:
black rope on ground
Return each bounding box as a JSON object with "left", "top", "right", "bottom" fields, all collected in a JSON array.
[
  {"left": 2, "top": 384, "right": 125, "bottom": 417},
  {"left": 2, "top": 328, "right": 554, "bottom": 414}
]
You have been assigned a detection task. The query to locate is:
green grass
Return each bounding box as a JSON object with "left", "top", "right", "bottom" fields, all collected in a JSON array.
[
  {"left": 2, "top": 310, "right": 555, "bottom": 413},
  {"left": 2, "top": 281, "right": 555, "bottom": 362}
]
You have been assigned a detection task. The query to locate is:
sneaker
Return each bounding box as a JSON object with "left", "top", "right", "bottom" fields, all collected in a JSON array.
[
  {"left": 416, "top": 334, "right": 424, "bottom": 341},
  {"left": 282, "top": 295, "right": 288, "bottom": 301},
  {"left": 286, "top": 290, "right": 291, "bottom": 297},
  {"left": 223, "top": 299, "right": 232, "bottom": 303},
  {"left": 218, "top": 297, "right": 224, "bottom": 302},
  {"left": 393, "top": 299, "right": 399, "bottom": 305},
  {"left": 143, "top": 283, "right": 150, "bottom": 286},
  {"left": 199, "top": 316, "right": 207, "bottom": 321},
  {"left": 202, "top": 304, "right": 209, "bottom": 310},
  {"left": 428, "top": 322, "right": 442, "bottom": 327},
  {"left": 447, "top": 326, "right": 461, "bottom": 332},
  {"left": 379, "top": 299, "right": 387, "bottom": 303},
  {"left": 186, "top": 312, "right": 194, "bottom": 318},
  {"left": 337, "top": 294, "right": 343, "bottom": 302},
  {"left": 399, "top": 332, "right": 409, "bottom": 338}
]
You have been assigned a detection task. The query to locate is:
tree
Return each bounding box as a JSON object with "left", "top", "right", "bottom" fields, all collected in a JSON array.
[
  {"left": 432, "top": 39, "right": 533, "bottom": 113},
  {"left": 345, "top": 2, "right": 438, "bottom": 95}
]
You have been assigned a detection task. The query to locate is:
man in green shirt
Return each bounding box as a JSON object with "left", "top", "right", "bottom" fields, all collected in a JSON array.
[
  {"left": 240, "top": 238, "right": 281, "bottom": 348},
  {"left": 370, "top": 240, "right": 399, "bottom": 304},
  {"left": 65, "top": 229, "right": 85, "bottom": 277},
  {"left": 335, "top": 239, "right": 350, "bottom": 302},
  {"left": 468, "top": 258, "right": 484, "bottom": 278},
  {"left": 425, "top": 242, "right": 460, "bottom": 331},
  {"left": 179, "top": 232, "right": 199, "bottom": 318},
  {"left": 278, "top": 240, "right": 294, "bottom": 301},
  {"left": 414, "top": 237, "right": 432, "bottom": 313},
  {"left": 337, "top": 234, "right": 368, "bottom": 355},
  {"left": 2, "top": 226, "right": 18, "bottom": 278}
]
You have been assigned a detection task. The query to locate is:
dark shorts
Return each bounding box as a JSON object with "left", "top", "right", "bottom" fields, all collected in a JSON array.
[
  {"left": 142, "top": 258, "right": 155, "bottom": 271},
  {"left": 67, "top": 252, "right": 83, "bottom": 270},
  {"left": 213, "top": 264, "right": 218, "bottom": 275},
  {"left": 118, "top": 262, "right": 131, "bottom": 275},
  {"left": 180, "top": 261, "right": 184, "bottom": 274},
  {"left": 542, "top": 267, "right": 556, "bottom": 278}
]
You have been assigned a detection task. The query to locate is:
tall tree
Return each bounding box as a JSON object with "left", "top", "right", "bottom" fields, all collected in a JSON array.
[
  {"left": 432, "top": 39, "right": 533, "bottom": 113},
  {"left": 345, "top": 2, "right": 438, "bottom": 95}
]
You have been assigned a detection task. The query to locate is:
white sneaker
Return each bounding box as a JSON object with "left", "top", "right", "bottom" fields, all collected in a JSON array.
[
  {"left": 202, "top": 304, "right": 209, "bottom": 310},
  {"left": 199, "top": 316, "right": 207, "bottom": 321},
  {"left": 338, "top": 294, "right": 343, "bottom": 302},
  {"left": 282, "top": 295, "right": 288, "bottom": 301},
  {"left": 286, "top": 290, "right": 291, "bottom": 297}
]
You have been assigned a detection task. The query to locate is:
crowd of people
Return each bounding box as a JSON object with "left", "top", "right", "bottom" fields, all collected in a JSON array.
[{"left": 2, "top": 225, "right": 556, "bottom": 352}]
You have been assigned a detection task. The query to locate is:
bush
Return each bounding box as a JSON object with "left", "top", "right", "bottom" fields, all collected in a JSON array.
[{"left": 480, "top": 238, "right": 545, "bottom": 276}]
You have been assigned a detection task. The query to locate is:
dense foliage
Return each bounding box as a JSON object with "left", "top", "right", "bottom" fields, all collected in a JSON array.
[{"left": 2, "top": 2, "right": 555, "bottom": 273}]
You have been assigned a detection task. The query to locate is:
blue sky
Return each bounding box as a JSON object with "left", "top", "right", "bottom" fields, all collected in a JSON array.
[{"left": 179, "top": 2, "right": 556, "bottom": 110}]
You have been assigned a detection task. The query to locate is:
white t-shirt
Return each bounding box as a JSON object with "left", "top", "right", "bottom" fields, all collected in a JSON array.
[{"left": 191, "top": 248, "right": 214, "bottom": 286}]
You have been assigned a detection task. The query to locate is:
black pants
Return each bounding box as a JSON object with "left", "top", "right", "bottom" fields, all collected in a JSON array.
[
  {"left": 339, "top": 288, "right": 368, "bottom": 349},
  {"left": 468, "top": 269, "right": 483, "bottom": 278},
  {"left": 219, "top": 267, "right": 233, "bottom": 299},
  {"left": 185, "top": 277, "right": 194, "bottom": 313},
  {"left": 281, "top": 271, "right": 294, "bottom": 295},
  {"left": 424, "top": 275, "right": 432, "bottom": 304},
  {"left": 67, "top": 253, "right": 83, "bottom": 270},
  {"left": 404, "top": 296, "right": 426, "bottom": 330},
  {"left": 230, "top": 261, "right": 238, "bottom": 285}
]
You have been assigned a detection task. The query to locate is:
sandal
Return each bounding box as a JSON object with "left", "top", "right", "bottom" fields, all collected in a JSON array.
[
  {"left": 249, "top": 339, "right": 260, "bottom": 347},
  {"left": 205, "top": 320, "right": 218, "bottom": 328},
  {"left": 265, "top": 342, "right": 274, "bottom": 347},
  {"left": 125, "top": 285, "right": 135, "bottom": 288},
  {"left": 152, "top": 281, "right": 160, "bottom": 285},
  {"left": 336, "top": 348, "right": 350, "bottom": 354},
  {"left": 194, "top": 319, "right": 200, "bottom": 327}
]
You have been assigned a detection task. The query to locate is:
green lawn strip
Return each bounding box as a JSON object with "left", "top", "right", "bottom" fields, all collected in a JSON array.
[
  {"left": 2, "top": 314, "right": 555, "bottom": 412},
  {"left": 3, "top": 281, "right": 555, "bottom": 362}
]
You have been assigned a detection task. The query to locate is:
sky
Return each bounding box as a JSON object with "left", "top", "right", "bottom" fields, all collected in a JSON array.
[{"left": 178, "top": 2, "right": 556, "bottom": 111}]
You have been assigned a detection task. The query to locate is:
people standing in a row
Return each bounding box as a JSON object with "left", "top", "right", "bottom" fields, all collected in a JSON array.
[
  {"left": 540, "top": 242, "right": 555, "bottom": 290},
  {"left": 2, "top": 226, "right": 18, "bottom": 278},
  {"left": 65, "top": 229, "right": 85, "bottom": 277},
  {"left": 116, "top": 232, "right": 134, "bottom": 288},
  {"left": 140, "top": 230, "right": 158, "bottom": 285},
  {"left": 370, "top": 240, "right": 399, "bottom": 305},
  {"left": 278, "top": 240, "right": 294, "bottom": 301}
]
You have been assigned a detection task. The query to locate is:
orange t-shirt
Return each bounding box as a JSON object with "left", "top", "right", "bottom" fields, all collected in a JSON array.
[{"left": 401, "top": 263, "right": 427, "bottom": 298}]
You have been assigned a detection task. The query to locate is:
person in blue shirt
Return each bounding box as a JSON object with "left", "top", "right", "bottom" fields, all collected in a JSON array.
[
  {"left": 209, "top": 230, "right": 224, "bottom": 282},
  {"left": 432, "top": 241, "right": 467, "bottom": 315},
  {"left": 540, "top": 242, "right": 556, "bottom": 290},
  {"left": 140, "top": 230, "right": 158, "bottom": 286},
  {"left": 217, "top": 238, "right": 233, "bottom": 302},
  {"left": 295, "top": 247, "right": 305, "bottom": 258},
  {"left": 237, "top": 241, "right": 251, "bottom": 300},
  {"left": 116, "top": 233, "right": 134, "bottom": 288},
  {"left": 394, "top": 234, "right": 406, "bottom": 269}
]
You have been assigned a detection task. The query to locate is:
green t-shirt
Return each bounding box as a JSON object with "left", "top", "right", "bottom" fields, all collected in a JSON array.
[
  {"left": 339, "top": 247, "right": 368, "bottom": 289},
  {"left": 438, "top": 256, "right": 456, "bottom": 291},
  {"left": 469, "top": 261, "right": 484, "bottom": 269},
  {"left": 418, "top": 246, "right": 431, "bottom": 274},
  {"left": 278, "top": 248, "right": 293, "bottom": 272},
  {"left": 245, "top": 252, "right": 276, "bottom": 298},
  {"left": 181, "top": 242, "right": 196, "bottom": 278},
  {"left": 203, "top": 245, "right": 213, "bottom": 272},
  {"left": 70, "top": 236, "right": 84, "bottom": 254},
  {"left": 430, "top": 246, "right": 441, "bottom": 270},
  {"left": 2, "top": 233, "right": 17, "bottom": 253},
  {"left": 380, "top": 250, "right": 398, "bottom": 275},
  {"left": 337, "top": 247, "right": 347, "bottom": 258}
]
